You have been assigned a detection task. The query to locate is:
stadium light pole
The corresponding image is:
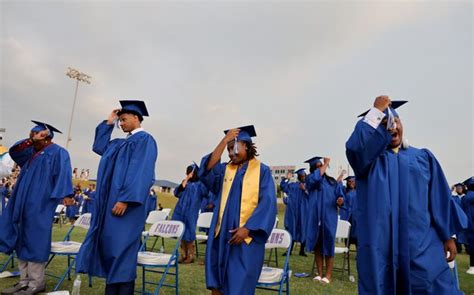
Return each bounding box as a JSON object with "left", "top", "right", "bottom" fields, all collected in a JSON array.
[{"left": 65, "top": 67, "right": 91, "bottom": 149}]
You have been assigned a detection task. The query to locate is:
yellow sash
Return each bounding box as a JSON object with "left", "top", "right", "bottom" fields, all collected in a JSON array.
[
  {"left": 0, "top": 146, "right": 8, "bottom": 156},
  {"left": 215, "top": 158, "right": 260, "bottom": 244}
]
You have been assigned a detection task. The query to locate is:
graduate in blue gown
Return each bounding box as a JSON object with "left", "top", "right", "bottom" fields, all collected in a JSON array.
[
  {"left": 462, "top": 177, "right": 474, "bottom": 275},
  {"left": 341, "top": 176, "right": 357, "bottom": 244},
  {"left": 280, "top": 168, "right": 308, "bottom": 256},
  {"left": 346, "top": 96, "right": 460, "bottom": 294},
  {"left": 76, "top": 101, "right": 158, "bottom": 295},
  {"left": 81, "top": 184, "right": 96, "bottom": 215},
  {"left": 304, "top": 156, "right": 344, "bottom": 283},
  {"left": 66, "top": 188, "right": 82, "bottom": 224},
  {"left": 172, "top": 162, "right": 209, "bottom": 264},
  {"left": 0, "top": 121, "right": 74, "bottom": 295},
  {"left": 198, "top": 125, "right": 277, "bottom": 295},
  {"left": 200, "top": 191, "right": 216, "bottom": 213},
  {"left": 145, "top": 189, "right": 158, "bottom": 216},
  {"left": 451, "top": 183, "right": 466, "bottom": 253}
]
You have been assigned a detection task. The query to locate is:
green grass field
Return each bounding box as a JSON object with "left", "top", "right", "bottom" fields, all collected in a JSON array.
[{"left": 1, "top": 193, "right": 473, "bottom": 294}]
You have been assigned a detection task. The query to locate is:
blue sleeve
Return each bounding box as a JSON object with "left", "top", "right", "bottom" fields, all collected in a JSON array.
[
  {"left": 244, "top": 166, "right": 278, "bottom": 244},
  {"left": 346, "top": 120, "right": 392, "bottom": 177},
  {"left": 305, "top": 169, "right": 322, "bottom": 191},
  {"left": 199, "top": 182, "right": 209, "bottom": 198},
  {"left": 336, "top": 182, "right": 344, "bottom": 200},
  {"left": 117, "top": 135, "right": 158, "bottom": 205},
  {"left": 50, "top": 148, "right": 74, "bottom": 199},
  {"left": 174, "top": 185, "right": 184, "bottom": 198},
  {"left": 280, "top": 178, "right": 290, "bottom": 194},
  {"left": 198, "top": 153, "right": 226, "bottom": 195},
  {"left": 449, "top": 197, "right": 468, "bottom": 236},
  {"left": 9, "top": 139, "right": 34, "bottom": 167},
  {"left": 462, "top": 192, "right": 474, "bottom": 207},
  {"left": 92, "top": 121, "right": 115, "bottom": 156},
  {"left": 424, "top": 149, "right": 454, "bottom": 242}
]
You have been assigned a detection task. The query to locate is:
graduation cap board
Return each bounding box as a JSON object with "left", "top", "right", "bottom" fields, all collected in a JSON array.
[
  {"left": 224, "top": 125, "right": 257, "bottom": 154},
  {"left": 294, "top": 168, "right": 306, "bottom": 175},
  {"left": 118, "top": 100, "right": 149, "bottom": 118},
  {"left": 304, "top": 156, "right": 323, "bottom": 168},
  {"left": 357, "top": 100, "right": 408, "bottom": 118},
  {"left": 31, "top": 120, "right": 62, "bottom": 139}
]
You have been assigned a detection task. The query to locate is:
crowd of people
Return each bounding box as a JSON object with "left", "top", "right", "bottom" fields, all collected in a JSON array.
[{"left": 0, "top": 96, "right": 472, "bottom": 295}]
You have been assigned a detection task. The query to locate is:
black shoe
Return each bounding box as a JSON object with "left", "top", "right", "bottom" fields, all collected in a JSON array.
[
  {"left": 299, "top": 252, "right": 308, "bottom": 257},
  {"left": 1, "top": 283, "right": 28, "bottom": 295}
]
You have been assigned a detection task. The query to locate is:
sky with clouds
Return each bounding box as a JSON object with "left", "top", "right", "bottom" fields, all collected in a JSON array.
[{"left": 1, "top": 0, "right": 472, "bottom": 184}]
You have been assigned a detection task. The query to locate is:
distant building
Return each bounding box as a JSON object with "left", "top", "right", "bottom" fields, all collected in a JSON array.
[
  {"left": 270, "top": 165, "right": 296, "bottom": 183},
  {"left": 154, "top": 179, "right": 180, "bottom": 193}
]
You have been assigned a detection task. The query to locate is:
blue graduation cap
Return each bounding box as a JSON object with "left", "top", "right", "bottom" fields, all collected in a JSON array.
[
  {"left": 463, "top": 177, "right": 474, "bottom": 189},
  {"left": 344, "top": 176, "right": 355, "bottom": 181},
  {"left": 118, "top": 100, "right": 149, "bottom": 118},
  {"left": 294, "top": 168, "right": 306, "bottom": 175},
  {"left": 30, "top": 120, "right": 62, "bottom": 139},
  {"left": 304, "top": 156, "right": 323, "bottom": 167},
  {"left": 224, "top": 125, "right": 257, "bottom": 143},
  {"left": 454, "top": 183, "right": 464, "bottom": 187},
  {"left": 191, "top": 161, "right": 199, "bottom": 171},
  {"left": 358, "top": 100, "right": 408, "bottom": 118}
]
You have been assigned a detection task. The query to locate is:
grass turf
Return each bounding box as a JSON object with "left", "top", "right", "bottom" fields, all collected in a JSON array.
[{"left": 1, "top": 193, "right": 473, "bottom": 294}]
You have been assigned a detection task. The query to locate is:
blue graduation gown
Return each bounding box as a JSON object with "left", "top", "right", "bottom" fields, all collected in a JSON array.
[
  {"left": 199, "top": 154, "right": 277, "bottom": 295},
  {"left": 172, "top": 181, "right": 208, "bottom": 242},
  {"left": 346, "top": 119, "right": 460, "bottom": 295},
  {"left": 76, "top": 122, "right": 158, "bottom": 284},
  {"left": 145, "top": 193, "right": 157, "bottom": 215},
  {"left": 462, "top": 191, "right": 474, "bottom": 251},
  {"left": 81, "top": 191, "right": 95, "bottom": 215},
  {"left": 200, "top": 191, "right": 216, "bottom": 213},
  {"left": 305, "top": 170, "right": 343, "bottom": 256},
  {"left": 66, "top": 194, "right": 82, "bottom": 218},
  {"left": 339, "top": 189, "right": 355, "bottom": 221},
  {"left": 280, "top": 178, "right": 308, "bottom": 243},
  {"left": 451, "top": 195, "right": 467, "bottom": 244},
  {"left": 341, "top": 188, "right": 357, "bottom": 239},
  {"left": 0, "top": 140, "right": 73, "bottom": 262}
]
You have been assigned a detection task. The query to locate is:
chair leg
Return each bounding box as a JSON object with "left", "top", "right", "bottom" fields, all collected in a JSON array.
[
  {"left": 54, "top": 258, "right": 76, "bottom": 291},
  {"left": 175, "top": 263, "right": 179, "bottom": 295},
  {"left": 0, "top": 253, "right": 14, "bottom": 272},
  {"left": 275, "top": 248, "right": 279, "bottom": 268},
  {"left": 150, "top": 236, "right": 159, "bottom": 252},
  {"left": 88, "top": 275, "right": 93, "bottom": 287},
  {"left": 142, "top": 266, "right": 146, "bottom": 294}
]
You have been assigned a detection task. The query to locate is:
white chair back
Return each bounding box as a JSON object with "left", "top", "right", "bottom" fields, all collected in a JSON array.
[
  {"left": 335, "top": 219, "right": 351, "bottom": 239},
  {"left": 55, "top": 204, "right": 65, "bottom": 214},
  {"left": 161, "top": 208, "right": 172, "bottom": 216},
  {"left": 74, "top": 213, "right": 92, "bottom": 230},
  {"left": 265, "top": 229, "right": 292, "bottom": 249},
  {"left": 196, "top": 212, "right": 213, "bottom": 229},
  {"left": 149, "top": 220, "right": 185, "bottom": 239},
  {"left": 146, "top": 210, "right": 169, "bottom": 224}
]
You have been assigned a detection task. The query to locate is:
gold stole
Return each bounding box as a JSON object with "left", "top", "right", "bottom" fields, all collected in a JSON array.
[
  {"left": 0, "top": 146, "right": 8, "bottom": 156},
  {"left": 215, "top": 158, "right": 260, "bottom": 244}
]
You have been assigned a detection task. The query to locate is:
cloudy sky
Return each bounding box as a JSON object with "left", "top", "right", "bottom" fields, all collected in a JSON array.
[{"left": 1, "top": 0, "right": 472, "bottom": 184}]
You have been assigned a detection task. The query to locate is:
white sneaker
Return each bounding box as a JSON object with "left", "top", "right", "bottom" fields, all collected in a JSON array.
[{"left": 466, "top": 267, "right": 474, "bottom": 275}]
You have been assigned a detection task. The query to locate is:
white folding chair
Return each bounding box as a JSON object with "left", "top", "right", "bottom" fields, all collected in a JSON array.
[
  {"left": 257, "top": 229, "right": 292, "bottom": 295},
  {"left": 194, "top": 212, "right": 213, "bottom": 258},
  {"left": 311, "top": 219, "right": 352, "bottom": 280},
  {"left": 161, "top": 208, "right": 172, "bottom": 216},
  {"left": 0, "top": 252, "right": 16, "bottom": 273},
  {"left": 46, "top": 213, "right": 92, "bottom": 291},
  {"left": 137, "top": 220, "right": 185, "bottom": 295},
  {"left": 264, "top": 216, "right": 280, "bottom": 267},
  {"left": 143, "top": 210, "right": 170, "bottom": 251},
  {"left": 53, "top": 204, "right": 66, "bottom": 228}
]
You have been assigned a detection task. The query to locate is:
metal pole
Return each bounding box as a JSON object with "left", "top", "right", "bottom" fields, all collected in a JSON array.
[{"left": 65, "top": 80, "right": 79, "bottom": 149}]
